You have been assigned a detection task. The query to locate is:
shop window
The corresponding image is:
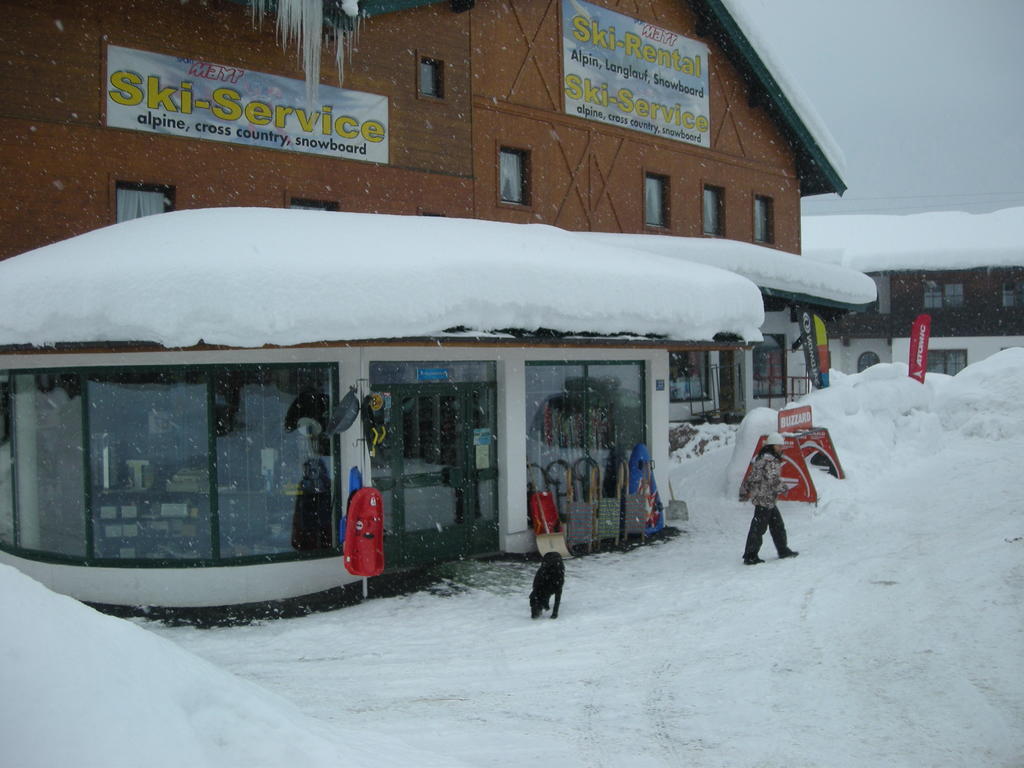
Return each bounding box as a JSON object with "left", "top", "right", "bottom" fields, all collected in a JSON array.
[
  {"left": 88, "top": 369, "right": 213, "bottom": 560},
  {"left": 216, "top": 367, "right": 334, "bottom": 556},
  {"left": 499, "top": 147, "right": 530, "bottom": 205},
  {"left": 857, "top": 351, "right": 880, "bottom": 372},
  {"left": 0, "top": 364, "right": 335, "bottom": 565},
  {"left": 418, "top": 57, "right": 444, "bottom": 98},
  {"left": 923, "top": 281, "right": 963, "bottom": 309},
  {"left": 644, "top": 173, "right": 669, "bottom": 228},
  {"left": 289, "top": 198, "right": 339, "bottom": 211},
  {"left": 0, "top": 373, "right": 10, "bottom": 546},
  {"left": 11, "top": 373, "right": 86, "bottom": 556},
  {"left": 753, "top": 334, "right": 785, "bottom": 398},
  {"left": 927, "top": 349, "right": 967, "bottom": 376},
  {"left": 702, "top": 185, "right": 724, "bottom": 236},
  {"left": 669, "top": 351, "right": 709, "bottom": 401},
  {"left": 1002, "top": 281, "right": 1024, "bottom": 307},
  {"left": 525, "top": 362, "right": 645, "bottom": 511},
  {"left": 753, "top": 195, "right": 774, "bottom": 244},
  {"left": 116, "top": 182, "right": 174, "bottom": 223}
]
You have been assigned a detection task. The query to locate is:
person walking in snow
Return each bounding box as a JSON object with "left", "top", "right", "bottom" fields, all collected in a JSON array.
[{"left": 739, "top": 432, "right": 799, "bottom": 565}]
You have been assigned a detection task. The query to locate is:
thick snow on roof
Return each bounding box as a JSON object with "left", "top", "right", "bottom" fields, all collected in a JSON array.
[
  {"left": 718, "top": 0, "right": 847, "bottom": 181},
  {"left": 0, "top": 208, "right": 767, "bottom": 349},
  {"left": 803, "top": 207, "right": 1024, "bottom": 273},
  {"left": 577, "top": 231, "right": 876, "bottom": 307}
]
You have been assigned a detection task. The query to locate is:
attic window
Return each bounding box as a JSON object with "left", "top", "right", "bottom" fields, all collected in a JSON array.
[
  {"left": 116, "top": 182, "right": 174, "bottom": 222},
  {"left": 499, "top": 148, "right": 530, "bottom": 206},
  {"left": 753, "top": 195, "right": 774, "bottom": 244},
  {"left": 418, "top": 57, "right": 444, "bottom": 98}
]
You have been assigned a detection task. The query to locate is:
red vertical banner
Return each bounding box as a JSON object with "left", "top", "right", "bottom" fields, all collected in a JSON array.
[{"left": 909, "top": 314, "right": 932, "bottom": 383}]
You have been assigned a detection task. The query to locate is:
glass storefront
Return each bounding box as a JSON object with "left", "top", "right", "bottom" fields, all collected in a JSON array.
[
  {"left": 0, "top": 364, "right": 336, "bottom": 565},
  {"left": 525, "top": 361, "right": 645, "bottom": 513}
]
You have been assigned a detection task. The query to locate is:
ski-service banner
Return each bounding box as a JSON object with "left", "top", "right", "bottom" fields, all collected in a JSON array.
[
  {"left": 908, "top": 313, "right": 932, "bottom": 383},
  {"left": 106, "top": 45, "right": 389, "bottom": 164},
  {"left": 562, "top": 0, "right": 711, "bottom": 147}
]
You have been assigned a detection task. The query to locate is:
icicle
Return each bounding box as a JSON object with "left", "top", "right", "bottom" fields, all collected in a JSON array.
[{"left": 249, "top": 0, "right": 359, "bottom": 105}]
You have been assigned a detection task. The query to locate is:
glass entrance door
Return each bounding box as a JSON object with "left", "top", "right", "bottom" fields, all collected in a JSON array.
[{"left": 370, "top": 382, "right": 497, "bottom": 569}]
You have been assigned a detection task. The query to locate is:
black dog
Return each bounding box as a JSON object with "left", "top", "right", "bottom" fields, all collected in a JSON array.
[{"left": 529, "top": 551, "right": 564, "bottom": 619}]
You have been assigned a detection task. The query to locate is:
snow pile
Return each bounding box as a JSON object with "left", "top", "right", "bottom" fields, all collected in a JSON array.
[
  {"left": 2, "top": 349, "right": 1022, "bottom": 767},
  {"left": 0, "top": 208, "right": 766, "bottom": 348},
  {"left": 0, "top": 563, "right": 466, "bottom": 768},
  {"left": 803, "top": 206, "right": 1024, "bottom": 272}
]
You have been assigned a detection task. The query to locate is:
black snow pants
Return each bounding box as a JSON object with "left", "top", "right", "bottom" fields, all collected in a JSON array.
[{"left": 743, "top": 505, "right": 789, "bottom": 559}]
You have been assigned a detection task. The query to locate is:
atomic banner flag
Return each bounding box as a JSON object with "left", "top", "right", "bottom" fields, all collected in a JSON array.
[
  {"left": 908, "top": 314, "right": 932, "bottom": 383},
  {"left": 798, "top": 307, "right": 830, "bottom": 389}
]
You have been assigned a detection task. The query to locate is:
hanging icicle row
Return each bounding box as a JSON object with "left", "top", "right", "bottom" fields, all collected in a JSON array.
[{"left": 249, "top": 0, "right": 360, "bottom": 105}]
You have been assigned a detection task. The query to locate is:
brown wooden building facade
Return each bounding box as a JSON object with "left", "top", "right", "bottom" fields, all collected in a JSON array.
[{"left": 0, "top": 0, "right": 839, "bottom": 261}]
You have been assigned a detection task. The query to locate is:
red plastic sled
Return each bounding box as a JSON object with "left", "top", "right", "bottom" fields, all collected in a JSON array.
[
  {"left": 529, "top": 489, "right": 561, "bottom": 535},
  {"left": 344, "top": 487, "right": 385, "bottom": 577}
]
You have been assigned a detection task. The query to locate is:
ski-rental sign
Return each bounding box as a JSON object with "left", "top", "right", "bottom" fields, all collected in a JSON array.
[
  {"left": 562, "top": 0, "right": 711, "bottom": 147},
  {"left": 105, "top": 45, "right": 389, "bottom": 164},
  {"left": 908, "top": 314, "right": 932, "bottom": 383}
]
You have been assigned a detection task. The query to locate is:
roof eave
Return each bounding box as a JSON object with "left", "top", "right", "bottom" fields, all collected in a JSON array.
[{"left": 689, "top": 0, "right": 847, "bottom": 198}]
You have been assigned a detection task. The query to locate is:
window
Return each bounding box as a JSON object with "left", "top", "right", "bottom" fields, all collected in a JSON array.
[
  {"left": 0, "top": 364, "right": 336, "bottom": 564},
  {"left": 703, "top": 185, "right": 724, "bottom": 236},
  {"left": 753, "top": 195, "right": 774, "bottom": 244},
  {"left": 116, "top": 182, "right": 173, "bottom": 222},
  {"left": 418, "top": 57, "right": 444, "bottom": 98},
  {"left": 923, "top": 281, "right": 964, "bottom": 309},
  {"left": 753, "top": 334, "right": 785, "bottom": 398},
  {"left": 525, "top": 362, "right": 645, "bottom": 528},
  {"left": 870, "top": 274, "right": 891, "bottom": 314},
  {"left": 669, "top": 351, "right": 709, "bottom": 401},
  {"left": 289, "top": 198, "right": 339, "bottom": 211},
  {"left": 644, "top": 174, "right": 669, "bottom": 228},
  {"left": 1002, "top": 281, "right": 1024, "bottom": 307},
  {"left": 499, "top": 148, "right": 530, "bottom": 205},
  {"left": 857, "top": 351, "right": 880, "bottom": 372},
  {"left": 927, "top": 349, "right": 967, "bottom": 376}
]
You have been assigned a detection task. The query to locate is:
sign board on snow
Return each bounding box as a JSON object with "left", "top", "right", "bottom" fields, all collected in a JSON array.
[
  {"left": 562, "top": 0, "right": 711, "bottom": 147},
  {"left": 106, "top": 45, "right": 389, "bottom": 164},
  {"left": 778, "top": 405, "right": 813, "bottom": 432}
]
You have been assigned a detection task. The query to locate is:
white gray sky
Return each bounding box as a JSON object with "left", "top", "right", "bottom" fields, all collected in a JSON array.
[{"left": 730, "top": 0, "right": 1024, "bottom": 216}]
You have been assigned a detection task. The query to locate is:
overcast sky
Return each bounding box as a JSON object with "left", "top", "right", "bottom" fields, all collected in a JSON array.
[{"left": 729, "top": 0, "right": 1024, "bottom": 216}]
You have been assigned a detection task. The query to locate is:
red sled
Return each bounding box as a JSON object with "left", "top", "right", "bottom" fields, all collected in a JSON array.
[
  {"left": 343, "top": 487, "right": 385, "bottom": 577},
  {"left": 529, "top": 489, "right": 561, "bottom": 535}
]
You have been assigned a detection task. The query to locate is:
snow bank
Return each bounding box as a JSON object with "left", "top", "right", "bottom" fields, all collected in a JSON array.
[
  {"left": 0, "top": 208, "right": 765, "bottom": 349},
  {"left": 724, "top": 347, "right": 1024, "bottom": 496},
  {"left": 0, "top": 563, "right": 465, "bottom": 768}
]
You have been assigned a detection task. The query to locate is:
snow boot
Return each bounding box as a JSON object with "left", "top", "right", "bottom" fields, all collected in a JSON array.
[
  {"left": 779, "top": 549, "right": 799, "bottom": 559},
  {"left": 743, "top": 555, "right": 764, "bottom": 565}
]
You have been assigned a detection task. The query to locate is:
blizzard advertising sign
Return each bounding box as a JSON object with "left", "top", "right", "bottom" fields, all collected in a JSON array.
[
  {"left": 562, "top": 0, "right": 711, "bottom": 147},
  {"left": 106, "top": 45, "right": 389, "bottom": 163}
]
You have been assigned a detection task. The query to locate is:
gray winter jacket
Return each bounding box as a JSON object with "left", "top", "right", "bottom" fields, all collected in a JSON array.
[{"left": 739, "top": 451, "right": 785, "bottom": 507}]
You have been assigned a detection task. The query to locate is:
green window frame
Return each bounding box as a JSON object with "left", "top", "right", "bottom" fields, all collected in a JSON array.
[
  {"left": 525, "top": 360, "right": 646, "bottom": 506},
  {"left": 0, "top": 363, "right": 339, "bottom": 568}
]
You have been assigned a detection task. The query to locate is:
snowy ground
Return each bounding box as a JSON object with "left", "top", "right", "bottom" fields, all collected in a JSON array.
[{"left": 3, "top": 350, "right": 1023, "bottom": 768}]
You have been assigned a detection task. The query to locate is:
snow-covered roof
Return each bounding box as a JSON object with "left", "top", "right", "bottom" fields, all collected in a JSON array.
[
  {"left": 705, "top": 0, "right": 846, "bottom": 196},
  {"left": 802, "top": 207, "right": 1024, "bottom": 273},
  {"left": 577, "top": 231, "right": 876, "bottom": 309},
  {"left": 0, "top": 208, "right": 769, "bottom": 350}
]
